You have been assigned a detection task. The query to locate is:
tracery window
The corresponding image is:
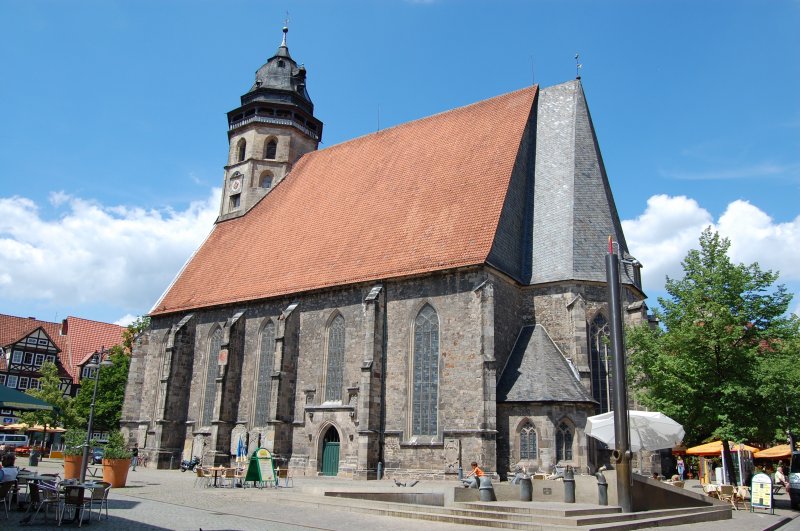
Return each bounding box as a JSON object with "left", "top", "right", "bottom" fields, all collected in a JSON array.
[
  {"left": 201, "top": 327, "right": 223, "bottom": 425},
  {"left": 589, "top": 314, "right": 612, "bottom": 413},
  {"left": 555, "top": 422, "right": 573, "bottom": 462},
  {"left": 324, "top": 314, "right": 345, "bottom": 402},
  {"left": 265, "top": 139, "right": 277, "bottom": 160},
  {"left": 520, "top": 422, "right": 537, "bottom": 460},
  {"left": 253, "top": 322, "right": 276, "bottom": 425},
  {"left": 412, "top": 304, "right": 440, "bottom": 437}
]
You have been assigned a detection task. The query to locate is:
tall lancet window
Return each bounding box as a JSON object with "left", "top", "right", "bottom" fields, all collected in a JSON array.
[
  {"left": 412, "top": 304, "right": 440, "bottom": 437},
  {"left": 265, "top": 139, "right": 277, "bottom": 160},
  {"left": 556, "top": 422, "right": 574, "bottom": 462},
  {"left": 237, "top": 139, "right": 246, "bottom": 162},
  {"left": 201, "top": 327, "right": 223, "bottom": 426},
  {"left": 324, "top": 314, "right": 345, "bottom": 402},
  {"left": 589, "top": 314, "right": 612, "bottom": 413},
  {"left": 519, "top": 422, "right": 538, "bottom": 460},
  {"left": 253, "top": 322, "right": 275, "bottom": 425}
]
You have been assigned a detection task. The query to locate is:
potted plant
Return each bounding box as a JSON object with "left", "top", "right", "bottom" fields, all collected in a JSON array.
[
  {"left": 62, "top": 428, "right": 87, "bottom": 479},
  {"left": 102, "top": 430, "right": 132, "bottom": 487}
]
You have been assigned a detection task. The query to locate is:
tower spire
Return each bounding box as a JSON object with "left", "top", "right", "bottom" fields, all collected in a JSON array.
[{"left": 281, "top": 12, "right": 289, "bottom": 47}]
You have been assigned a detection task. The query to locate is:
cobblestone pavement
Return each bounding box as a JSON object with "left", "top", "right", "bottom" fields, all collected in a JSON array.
[{"left": 7, "top": 459, "right": 800, "bottom": 530}]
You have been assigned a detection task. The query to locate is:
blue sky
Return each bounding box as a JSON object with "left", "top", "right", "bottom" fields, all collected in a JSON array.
[{"left": 1, "top": 0, "right": 798, "bottom": 325}]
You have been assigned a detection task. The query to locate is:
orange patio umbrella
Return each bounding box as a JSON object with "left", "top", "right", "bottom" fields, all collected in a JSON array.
[
  {"left": 686, "top": 440, "right": 758, "bottom": 456},
  {"left": 754, "top": 444, "right": 792, "bottom": 460}
]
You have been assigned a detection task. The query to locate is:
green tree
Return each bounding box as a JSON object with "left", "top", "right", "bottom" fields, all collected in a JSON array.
[
  {"left": 69, "top": 316, "right": 149, "bottom": 432},
  {"left": 21, "top": 361, "right": 79, "bottom": 445},
  {"left": 627, "top": 228, "right": 798, "bottom": 484}
]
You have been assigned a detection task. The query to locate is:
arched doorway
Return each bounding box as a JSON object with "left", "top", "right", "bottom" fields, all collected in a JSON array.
[{"left": 321, "top": 427, "right": 340, "bottom": 476}]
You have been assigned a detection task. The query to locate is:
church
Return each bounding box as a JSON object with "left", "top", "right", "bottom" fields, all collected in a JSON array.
[{"left": 121, "top": 27, "right": 648, "bottom": 479}]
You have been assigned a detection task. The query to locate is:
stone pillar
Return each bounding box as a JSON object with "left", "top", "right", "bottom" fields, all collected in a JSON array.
[
  {"left": 567, "top": 295, "right": 592, "bottom": 391},
  {"left": 477, "top": 280, "right": 497, "bottom": 470},
  {"left": 356, "top": 285, "right": 384, "bottom": 479}
]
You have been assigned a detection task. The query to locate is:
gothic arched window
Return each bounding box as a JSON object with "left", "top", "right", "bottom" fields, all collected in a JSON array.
[
  {"left": 589, "top": 313, "right": 612, "bottom": 413},
  {"left": 201, "top": 327, "right": 223, "bottom": 426},
  {"left": 237, "top": 139, "right": 246, "bottom": 162},
  {"left": 520, "top": 422, "right": 538, "bottom": 460},
  {"left": 555, "top": 422, "right": 574, "bottom": 462},
  {"left": 259, "top": 171, "right": 273, "bottom": 189},
  {"left": 253, "top": 322, "right": 275, "bottom": 425},
  {"left": 265, "top": 139, "right": 277, "bottom": 160},
  {"left": 412, "top": 304, "right": 440, "bottom": 437},
  {"left": 324, "top": 314, "right": 345, "bottom": 402}
]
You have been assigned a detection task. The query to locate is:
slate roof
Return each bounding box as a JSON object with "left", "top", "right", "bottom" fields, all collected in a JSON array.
[
  {"left": 152, "top": 86, "right": 539, "bottom": 316},
  {"left": 0, "top": 314, "right": 124, "bottom": 381},
  {"left": 497, "top": 324, "right": 595, "bottom": 403}
]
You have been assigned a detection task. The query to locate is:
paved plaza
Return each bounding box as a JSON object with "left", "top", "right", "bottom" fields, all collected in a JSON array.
[{"left": 5, "top": 458, "right": 800, "bottom": 530}]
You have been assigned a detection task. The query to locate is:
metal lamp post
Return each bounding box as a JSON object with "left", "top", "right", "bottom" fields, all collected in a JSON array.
[{"left": 80, "top": 347, "right": 113, "bottom": 483}]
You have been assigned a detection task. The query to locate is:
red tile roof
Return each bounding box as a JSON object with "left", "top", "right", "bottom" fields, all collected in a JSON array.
[
  {"left": 152, "top": 86, "right": 537, "bottom": 315},
  {"left": 0, "top": 314, "right": 124, "bottom": 381}
]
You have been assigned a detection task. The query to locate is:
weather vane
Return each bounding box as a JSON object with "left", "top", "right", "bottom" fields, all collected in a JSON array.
[{"left": 575, "top": 53, "right": 582, "bottom": 80}]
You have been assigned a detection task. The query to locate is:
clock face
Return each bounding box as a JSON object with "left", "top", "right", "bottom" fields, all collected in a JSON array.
[{"left": 230, "top": 178, "right": 242, "bottom": 193}]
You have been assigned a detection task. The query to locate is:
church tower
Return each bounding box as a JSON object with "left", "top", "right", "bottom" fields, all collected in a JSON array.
[{"left": 218, "top": 26, "right": 323, "bottom": 221}]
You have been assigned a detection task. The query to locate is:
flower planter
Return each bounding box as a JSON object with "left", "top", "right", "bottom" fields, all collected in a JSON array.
[
  {"left": 63, "top": 454, "right": 82, "bottom": 479},
  {"left": 102, "top": 458, "right": 131, "bottom": 487}
]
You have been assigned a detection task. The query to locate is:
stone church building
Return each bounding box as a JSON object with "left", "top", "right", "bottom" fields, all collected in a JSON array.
[{"left": 121, "top": 28, "right": 648, "bottom": 479}]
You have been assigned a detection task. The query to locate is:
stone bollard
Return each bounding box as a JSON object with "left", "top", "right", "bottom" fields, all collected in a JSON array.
[
  {"left": 563, "top": 466, "right": 576, "bottom": 503},
  {"left": 595, "top": 469, "right": 608, "bottom": 506},
  {"left": 377, "top": 461, "right": 384, "bottom": 480},
  {"left": 519, "top": 475, "right": 533, "bottom": 501},
  {"left": 478, "top": 476, "right": 496, "bottom": 501}
]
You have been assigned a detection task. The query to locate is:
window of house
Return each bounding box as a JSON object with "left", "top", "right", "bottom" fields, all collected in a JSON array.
[
  {"left": 324, "top": 314, "right": 345, "bottom": 402},
  {"left": 277, "top": 60, "right": 285, "bottom": 68},
  {"left": 520, "top": 422, "right": 538, "bottom": 460},
  {"left": 412, "top": 304, "right": 440, "bottom": 437},
  {"left": 237, "top": 139, "right": 246, "bottom": 162},
  {"left": 589, "top": 314, "right": 611, "bottom": 413},
  {"left": 12, "top": 351, "right": 22, "bottom": 364},
  {"left": 24, "top": 352, "right": 34, "bottom": 365},
  {"left": 230, "top": 194, "right": 241, "bottom": 210},
  {"left": 35, "top": 353, "right": 45, "bottom": 366},
  {"left": 18, "top": 377, "right": 29, "bottom": 390},
  {"left": 30, "top": 378, "right": 40, "bottom": 390},
  {"left": 265, "top": 139, "right": 277, "bottom": 160},
  {"left": 253, "top": 322, "right": 276, "bottom": 425},
  {"left": 201, "top": 327, "right": 224, "bottom": 426},
  {"left": 83, "top": 366, "right": 97, "bottom": 379},
  {"left": 556, "top": 422, "right": 573, "bottom": 462},
  {"left": 0, "top": 375, "right": 6, "bottom": 386},
  {"left": 7, "top": 375, "right": 18, "bottom": 388},
  {"left": 45, "top": 355, "right": 56, "bottom": 364},
  {"left": 259, "top": 172, "right": 273, "bottom": 189}
]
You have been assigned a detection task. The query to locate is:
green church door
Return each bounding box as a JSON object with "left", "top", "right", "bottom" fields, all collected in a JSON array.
[{"left": 321, "top": 427, "right": 340, "bottom": 476}]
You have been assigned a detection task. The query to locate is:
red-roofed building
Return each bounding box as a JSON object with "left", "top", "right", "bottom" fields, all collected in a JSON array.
[
  {"left": 0, "top": 314, "right": 125, "bottom": 424},
  {"left": 122, "top": 29, "right": 649, "bottom": 476}
]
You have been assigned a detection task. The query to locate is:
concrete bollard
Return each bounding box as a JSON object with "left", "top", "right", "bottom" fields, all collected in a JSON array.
[
  {"left": 519, "top": 476, "right": 533, "bottom": 501},
  {"left": 595, "top": 470, "right": 608, "bottom": 506},
  {"left": 563, "top": 466, "right": 576, "bottom": 503},
  {"left": 478, "top": 476, "right": 496, "bottom": 501}
]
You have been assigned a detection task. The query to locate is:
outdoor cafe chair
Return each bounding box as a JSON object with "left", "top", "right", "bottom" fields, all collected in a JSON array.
[
  {"left": 194, "top": 467, "right": 207, "bottom": 488},
  {"left": 734, "top": 486, "right": 750, "bottom": 511},
  {"left": 201, "top": 467, "right": 215, "bottom": 488},
  {"left": 717, "top": 484, "right": 737, "bottom": 509},
  {"left": 0, "top": 481, "right": 13, "bottom": 519},
  {"left": 58, "top": 484, "right": 92, "bottom": 527},
  {"left": 221, "top": 468, "right": 236, "bottom": 488},
  {"left": 88, "top": 481, "right": 111, "bottom": 520},
  {"left": 26, "top": 481, "right": 61, "bottom": 524}
]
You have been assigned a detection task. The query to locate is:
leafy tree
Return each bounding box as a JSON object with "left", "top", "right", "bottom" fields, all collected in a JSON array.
[
  {"left": 69, "top": 316, "right": 149, "bottom": 432},
  {"left": 627, "top": 228, "right": 798, "bottom": 484},
  {"left": 21, "top": 361, "right": 79, "bottom": 445}
]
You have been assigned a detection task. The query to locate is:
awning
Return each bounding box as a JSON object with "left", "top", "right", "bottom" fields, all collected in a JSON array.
[
  {"left": 0, "top": 386, "right": 54, "bottom": 411},
  {"left": 686, "top": 440, "right": 758, "bottom": 456},
  {"left": 754, "top": 444, "right": 792, "bottom": 460}
]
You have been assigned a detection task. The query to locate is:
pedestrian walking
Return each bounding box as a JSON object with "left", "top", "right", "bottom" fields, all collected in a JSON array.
[
  {"left": 676, "top": 456, "right": 686, "bottom": 480},
  {"left": 131, "top": 442, "right": 139, "bottom": 471}
]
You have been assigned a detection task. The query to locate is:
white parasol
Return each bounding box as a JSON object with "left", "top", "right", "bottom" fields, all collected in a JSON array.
[{"left": 585, "top": 410, "right": 685, "bottom": 452}]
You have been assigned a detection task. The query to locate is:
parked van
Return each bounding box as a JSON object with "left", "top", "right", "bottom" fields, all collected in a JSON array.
[
  {"left": 0, "top": 434, "right": 29, "bottom": 448},
  {"left": 789, "top": 450, "right": 800, "bottom": 509}
]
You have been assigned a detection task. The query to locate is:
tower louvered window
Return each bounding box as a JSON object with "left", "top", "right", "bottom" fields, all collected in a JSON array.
[
  {"left": 520, "top": 422, "right": 537, "bottom": 460},
  {"left": 589, "top": 314, "right": 612, "bottom": 413},
  {"left": 265, "top": 139, "right": 277, "bottom": 160},
  {"left": 325, "top": 314, "right": 345, "bottom": 402},
  {"left": 253, "top": 322, "right": 275, "bottom": 425},
  {"left": 412, "top": 305, "right": 440, "bottom": 437},
  {"left": 556, "top": 422, "right": 573, "bottom": 462},
  {"left": 237, "top": 139, "right": 246, "bottom": 162},
  {"left": 201, "top": 327, "right": 223, "bottom": 425}
]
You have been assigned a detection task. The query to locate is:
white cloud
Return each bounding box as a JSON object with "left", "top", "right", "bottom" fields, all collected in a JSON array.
[
  {"left": 0, "top": 189, "right": 220, "bottom": 318},
  {"left": 114, "top": 314, "right": 138, "bottom": 327},
  {"left": 623, "top": 195, "right": 800, "bottom": 315}
]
